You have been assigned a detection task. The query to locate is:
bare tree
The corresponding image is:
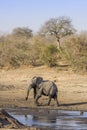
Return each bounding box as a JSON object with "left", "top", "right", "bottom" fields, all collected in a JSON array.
[{"left": 39, "top": 16, "right": 76, "bottom": 49}]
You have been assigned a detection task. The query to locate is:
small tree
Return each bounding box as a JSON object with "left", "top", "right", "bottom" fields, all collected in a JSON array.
[
  {"left": 12, "top": 27, "right": 33, "bottom": 39},
  {"left": 39, "top": 16, "right": 76, "bottom": 49}
]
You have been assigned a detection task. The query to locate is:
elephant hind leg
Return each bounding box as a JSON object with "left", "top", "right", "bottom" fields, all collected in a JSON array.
[
  {"left": 54, "top": 95, "right": 59, "bottom": 106},
  {"left": 47, "top": 96, "right": 52, "bottom": 105}
]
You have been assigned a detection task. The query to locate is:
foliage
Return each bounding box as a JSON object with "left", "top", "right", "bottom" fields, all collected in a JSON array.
[
  {"left": 41, "top": 44, "right": 59, "bottom": 67},
  {"left": 12, "top": 27, "right": 33, "bottom": 40},
  {"left": 0, "top": 24, "right": 87, "bottom": 72},
  {"left": 0, "top": 32, "right": 32, "bottom": 68},
  {"left": 61, "top": 33, "right": 87, "bottom": 71}
]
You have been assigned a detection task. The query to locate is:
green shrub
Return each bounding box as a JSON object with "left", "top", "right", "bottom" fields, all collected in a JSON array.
[{"left": 41, "top": 44, "right": 58, "bottom": 67}]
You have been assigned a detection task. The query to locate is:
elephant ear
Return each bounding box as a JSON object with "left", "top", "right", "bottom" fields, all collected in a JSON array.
[
  {"left": 31, "top": 76, "right": 37, "bottom": 85},
  {"left": 32, "top": 76, "right": 43, "bottom": 85}
]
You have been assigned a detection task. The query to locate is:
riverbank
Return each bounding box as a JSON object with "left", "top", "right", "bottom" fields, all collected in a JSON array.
[{"left": 0, "top": 66, "right": 87, "bottom": 111}]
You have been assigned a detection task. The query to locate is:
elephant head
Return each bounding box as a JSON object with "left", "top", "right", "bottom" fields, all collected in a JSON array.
[
  {"left": 31, "top": 76, "right": 43, "bottom": 87},
  {"left": 25, "top": 76, "right": 43, "bottom": 100}
]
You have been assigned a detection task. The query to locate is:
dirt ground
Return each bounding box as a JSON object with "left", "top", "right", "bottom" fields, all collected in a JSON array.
[{"left": 0, "top": 66, "right": 87, "bottom": 111}]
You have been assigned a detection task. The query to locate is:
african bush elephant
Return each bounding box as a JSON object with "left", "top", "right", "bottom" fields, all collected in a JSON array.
[{"left": 25, "top": 76, "right": 59, "bottom": 106}]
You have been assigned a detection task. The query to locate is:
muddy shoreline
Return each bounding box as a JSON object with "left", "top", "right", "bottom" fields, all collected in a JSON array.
[{"left": 1, "top": 90, "right": 87, "bottom": 112}]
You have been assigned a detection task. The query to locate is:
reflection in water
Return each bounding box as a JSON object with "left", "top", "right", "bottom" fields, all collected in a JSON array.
[
  {"left": 9, "top": 109, "right": 87, "bottom": 130},
  {"left": 80, "top": 111, "right": 84, "bottom": 115}
]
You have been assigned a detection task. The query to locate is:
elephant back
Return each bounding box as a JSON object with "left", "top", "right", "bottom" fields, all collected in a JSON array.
[{"left": 38, "top": 80, "right": 58, "bottom": 96}]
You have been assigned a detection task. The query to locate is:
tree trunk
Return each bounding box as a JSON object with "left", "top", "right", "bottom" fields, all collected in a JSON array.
[{"left": 57, "top": 38, "right": 61, "bottom": 49}]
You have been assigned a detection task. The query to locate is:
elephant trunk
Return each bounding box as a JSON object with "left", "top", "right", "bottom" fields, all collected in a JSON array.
[{"left": 25, "top": 85, "right": 32, "bottom": 100}]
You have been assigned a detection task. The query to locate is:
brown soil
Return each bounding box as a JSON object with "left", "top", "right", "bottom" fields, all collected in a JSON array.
[{"left": 0, "top": 66, "right": 87, "bottom": 111}]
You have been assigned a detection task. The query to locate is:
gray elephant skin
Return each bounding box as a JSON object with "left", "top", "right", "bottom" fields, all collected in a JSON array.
[{"left": 25, "top": 76, "right": 59, "bottom": 106}]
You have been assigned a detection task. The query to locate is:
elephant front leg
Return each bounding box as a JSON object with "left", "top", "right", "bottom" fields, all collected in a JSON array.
[
  {"left": 35, "top": 95, "right": 41, "bottom": 106},
  {"left": 34, "top": 87, "right": 43, "bottom": 106}
]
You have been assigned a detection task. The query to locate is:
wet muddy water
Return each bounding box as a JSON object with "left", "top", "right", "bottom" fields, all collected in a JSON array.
[{"left": 7, "top": 108, "right": 87, "bottom": 130}]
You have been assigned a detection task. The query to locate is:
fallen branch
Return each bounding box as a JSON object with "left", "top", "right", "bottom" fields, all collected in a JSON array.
[{"left": 0, "top": 109, "right": 25, "bottom": 128}]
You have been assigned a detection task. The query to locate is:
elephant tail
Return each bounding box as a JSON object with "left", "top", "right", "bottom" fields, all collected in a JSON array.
[{"left": 50, "top": 82, "right": 58, "bottom": 96}]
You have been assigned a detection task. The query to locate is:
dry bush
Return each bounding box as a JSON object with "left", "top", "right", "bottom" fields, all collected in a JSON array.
[
  {"left": 0, "top": 35, "right": 32, "bottom": 68},
  {"left": 0, "top": 31, "right": 87, "bottom": 72},
  {"left": 61, "top": 32, "right": 87, "bottom": 71}
]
